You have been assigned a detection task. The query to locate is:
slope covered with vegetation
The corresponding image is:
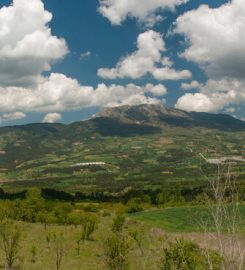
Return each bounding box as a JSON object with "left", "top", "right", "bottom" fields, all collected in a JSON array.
[{"left": 0, "top": 105, "right": 244, "bottom": 198}]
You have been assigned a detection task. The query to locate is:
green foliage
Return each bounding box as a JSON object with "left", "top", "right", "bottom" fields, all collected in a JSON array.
[
  {"left": 105, "top": 234, "right": 130, "bottom": 270},
  {"left": 66, "top": 212, "right": 85, "bottom": 226},
  {"left": 126, "top": 198, "right": 144, "bottom": 213},
  {"left": 74, "top": 215, "right": 98, "bottom": 256},
  {"left": 83, "top": 203, "right": 100, "bottom": 213},
  {"left": 194, "top": 192, "right": 211, "bottom": 205},
  {"left": 81, "top": 215, "right": 98, "bottom": 241},
  {"left": 160, "top": 239, "right": 222, "bottom": 270},
  {"left": 36, "top": 209, "right": 51, "bottom": 228},
  {"left": 156, "top": 183, "right": 185, "bottom": 206},
  {"left": 12, "top": 188, "right": 46, "bottom": 223},
  {"left": 0, "top": 200, "right": 14, "bottom": 221},
  {"left": 9, "top": 190, "right": 86, "bottom": 226},
  {"left": 112, "top": 214, "right": 125, "bottom": 233},
  {"left": 126, "top": 203, "right": 143, "bottom": 214}
]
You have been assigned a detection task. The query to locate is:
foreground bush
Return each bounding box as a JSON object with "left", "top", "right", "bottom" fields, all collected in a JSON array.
[
  {"left": 81, "top": 215, "right": 98, "bottom": 241},
  {"left": 160, "top": 239, "right": 222, "bottom": 270},
  {"left": 112, "top": 214, "right": 125, "bottom": 233},
  {"left": 105, "top": 234, "right": 130, "bottom": 270}
]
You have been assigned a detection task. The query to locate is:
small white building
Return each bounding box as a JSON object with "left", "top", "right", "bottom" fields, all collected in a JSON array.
[{"left": 73, "top": 162, "right": 106, "bottom": 167}]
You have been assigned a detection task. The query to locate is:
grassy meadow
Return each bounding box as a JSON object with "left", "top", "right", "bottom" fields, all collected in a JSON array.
[
  {"left": 130, "top": 204, "right": 245, "bottom": 233},
  {"left": 0, "top": 205, "right": 164, "bottom": 270},
  {"left": 0, "top": 202, "right": 243, "bottom": 270}
]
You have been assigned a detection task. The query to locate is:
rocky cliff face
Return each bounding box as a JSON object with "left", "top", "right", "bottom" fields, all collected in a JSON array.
[{"left": 94, "top": 104, "right": 245, "bottom": 130}]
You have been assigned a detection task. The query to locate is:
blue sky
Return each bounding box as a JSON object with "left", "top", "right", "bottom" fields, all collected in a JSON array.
[{"left": 0, "top": 0, "right": 244, "bottom": 125}]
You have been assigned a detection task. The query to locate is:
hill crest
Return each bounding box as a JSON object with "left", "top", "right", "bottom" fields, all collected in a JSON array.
[{"left": 93, "top": 104, "right": 245, "bottom": 131}]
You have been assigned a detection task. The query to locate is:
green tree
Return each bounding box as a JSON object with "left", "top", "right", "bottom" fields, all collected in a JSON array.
[
  {"left": 16, "top": 188, "right": 46, "bottom": 223},
  {"left": 81, "top": 215, "right": 98, "bottom": 241},
  {"left": 105, "top": 234, "right": 130, "bottom": 270}
]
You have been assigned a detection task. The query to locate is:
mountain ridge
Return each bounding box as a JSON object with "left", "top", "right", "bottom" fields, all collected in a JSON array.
[
  {"left": 93, "top": 104, "right": 245, "bottom": 131},
  {"left": 0, "top": 104, "right": 244, "bottom": 133}
]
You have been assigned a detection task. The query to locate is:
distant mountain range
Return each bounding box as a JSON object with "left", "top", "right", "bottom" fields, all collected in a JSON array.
[
  {"left": 93, "top": 104, "right": 245, "bottom": 133},
  {"left": 1, "top": 104, "right": 245, "bottom": 138},
  {"left": 0, "top": 104, "right": 244, "bottom": 182}
]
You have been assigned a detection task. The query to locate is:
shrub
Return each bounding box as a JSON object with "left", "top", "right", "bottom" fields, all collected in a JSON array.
[
  {"left": 105, "top": 234, "right": 130, "bottom": 270},
  {"left": 126, "top": 199, "right": 144, "bottom": 214},
  {"left": 194, "top": 193, "right": 211, "bottom": 205},
  {"left": 128, "top": 229, "right": 144, "bottom": 256},
  {"left": 112, "top": 214, "right": 125, "bottom": 233},
  {"left": 126, "top": 202, "right": 143, "bottom": 213},
  {"left": 66, "top": 212, "right": 85, "bottom": 226},
  {"left": 81, "top": 216, "right": 98, "bottom": 241},
  {"left": 83, "top": 204, "right": 99, "bottom": 213},
  {"left": 160, "top": 239, "right": 222, "bottom": 270}
]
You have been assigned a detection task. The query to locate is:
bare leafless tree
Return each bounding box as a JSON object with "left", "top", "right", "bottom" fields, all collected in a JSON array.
[
  {"left": 199, "top": 161, "right": 245, "bottom": 270},
  {"left": 0, "top": 222, "right": 21, "bottom": 270},
  {"left": 52, "top": 233, "right": 65, "bottom": 270}
]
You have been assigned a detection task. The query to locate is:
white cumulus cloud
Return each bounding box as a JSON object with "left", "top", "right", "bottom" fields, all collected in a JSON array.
[
  {"left": 153, "top": 67, "right": 191, "bottom": 81},
  {"left": 145, "top": 83, "right": 167, "bottom": 97},
  {"left": 175, "top": 93, "right": 217, "bottom": 112},
  {"left": 80, "top": 51, "right": 91, "bottom": 59},
  {"left": 174, "top": 0, "right": 245, "bottom": 80},
  {"left": 98, "top": 30, "right": 165, "bottom": 79},
  {"left": 42, "top": 113, "right": 62, "bottom": 123},
  {"left": 0, "top": 0, "right": 170, "bottom": 120},
  {"left": 181, "top": 80, "right": 201, "bottom": 91},
  {"left": 0, "top": 112, "right": 26, "bottom": 123},
  {"left": 174, "top": 0, "right": 245, "bottom": 112},
  {"left": 98, "top": 0, "right": 189, "bottom": 27},
  {"left": 225, "top": 107, "right": 236, "bottom": 113},
  {"left": 176, "top": 79, "right": 245, "bottom": 112},
  {"left": 0, "top": 73, "right": 167, "bottom": 113},
  {"left": 0, "top": 0, "right": 68, "bottom": 87},
  {"left": 98, "top": 30, "right": 192, "bottom": 81}
]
